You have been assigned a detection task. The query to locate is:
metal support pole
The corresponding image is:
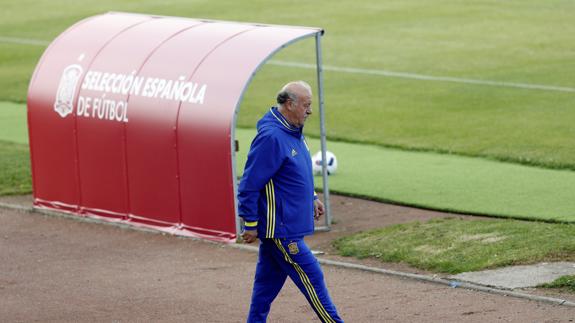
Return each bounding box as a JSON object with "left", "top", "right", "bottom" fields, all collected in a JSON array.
[{"left": 315, "top": 32, "right": 331, "bottom": 230}]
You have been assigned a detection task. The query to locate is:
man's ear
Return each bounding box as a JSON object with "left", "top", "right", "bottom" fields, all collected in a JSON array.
[{"left": 287, "top": 99, "right": 295, "bottom": 111}]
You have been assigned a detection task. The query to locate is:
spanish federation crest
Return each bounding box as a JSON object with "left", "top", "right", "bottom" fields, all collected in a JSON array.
[
  {"left": 288, "top": 242, "right": 299, "bottom": 255},
  {"left": 54, "top": 64, "right": 83, "bottom": 118}
]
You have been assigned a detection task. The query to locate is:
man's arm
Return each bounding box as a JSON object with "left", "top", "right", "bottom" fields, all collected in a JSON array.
[{"left": 238, "top": 130, "right": 283, "bottom": 242}]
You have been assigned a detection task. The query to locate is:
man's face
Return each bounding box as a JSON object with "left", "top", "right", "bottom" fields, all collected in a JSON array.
[{"left": 289, "top": 91, "right": 312, "bottom": 128}]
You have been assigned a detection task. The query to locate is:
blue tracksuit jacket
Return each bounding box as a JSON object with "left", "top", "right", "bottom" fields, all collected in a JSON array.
[{"left": 238, "top": 106, "right": 316, "bottom": 238}]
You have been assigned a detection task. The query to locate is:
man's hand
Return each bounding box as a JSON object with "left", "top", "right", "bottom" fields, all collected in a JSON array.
[
  {"left": 242, "top": 229, "right": 258, "bottom": 243},
  {"left": 314, "top": 198, "right": 325, "bottom": 220}
]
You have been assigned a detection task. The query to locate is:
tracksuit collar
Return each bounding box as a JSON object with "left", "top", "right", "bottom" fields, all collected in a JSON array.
[{"left": 270, "top": 106, "right": 301, "bottom": 133}]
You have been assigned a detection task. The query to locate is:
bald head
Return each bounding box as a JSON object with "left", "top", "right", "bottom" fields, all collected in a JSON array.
[
  {"left": 276, "top": 81, "right": 313, "bottom": 128},
  {"left": 277, "top": 81, "right": 312, "bottom": 106}
]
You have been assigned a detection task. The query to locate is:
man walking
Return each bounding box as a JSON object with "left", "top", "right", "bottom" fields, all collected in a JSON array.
[{"left": 238, "top": 81, "right": 343, "bottom": 323}]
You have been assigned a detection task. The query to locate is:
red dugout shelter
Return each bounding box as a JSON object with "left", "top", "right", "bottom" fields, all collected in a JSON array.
[{"left": 27, "top": 12, "right": 332, "bottom": 242}]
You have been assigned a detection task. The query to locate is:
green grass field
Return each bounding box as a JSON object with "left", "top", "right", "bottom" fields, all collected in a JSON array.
[
  {"left": 1, "top": 0, "right": 575, "bottom": 170},
  {"left": 235, "top": 128, "right": 575, "bottom": 222},
  {"left": 1, "top": 1, "right": 574, "bottom": 219},
  {"left": 0, "top": 101, "right": 28, "bottom": 144},
  {"left": 0, "top": 140, "right": 31, "bottom": 195},
  {"left": 334, "top": 218, "right": 575, "bottom": 274}
]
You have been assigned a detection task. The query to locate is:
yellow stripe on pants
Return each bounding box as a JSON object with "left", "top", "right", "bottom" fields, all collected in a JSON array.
[
  {"left": 273, "top": 239, "right": 335, "bottom": 323},
  {"left": 265, "top": 181, "right": 275, "bottom": 238}
]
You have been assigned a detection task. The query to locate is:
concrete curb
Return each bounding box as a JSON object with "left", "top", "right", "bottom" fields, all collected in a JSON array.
[
  {"left": 2, "top": 201, "right": 574, "bottom": 308},
  {"left": 0, "top": 202, "right": 33, "bottom": 213},
  {"left": 315, "top": 259, "right": 575, "bottom": 307}
]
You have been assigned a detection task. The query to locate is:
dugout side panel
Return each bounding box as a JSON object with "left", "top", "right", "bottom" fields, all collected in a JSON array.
[
  {"left": 178, "top": 27, "right": 317, "bottom": 239},
  {"left": 27, "top": 14, "right": 151, "bottom": 212},
  {"left": 74, "top": 17, "right": 198, "bottom": 219},
  {"left": 126, "top": 22, "right": 251, "bottom": 228}
]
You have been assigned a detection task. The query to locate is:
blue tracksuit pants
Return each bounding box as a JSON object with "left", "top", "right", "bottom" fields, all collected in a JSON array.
[{"left": 247, "top": 238, "right": 343, "bottom": 323}]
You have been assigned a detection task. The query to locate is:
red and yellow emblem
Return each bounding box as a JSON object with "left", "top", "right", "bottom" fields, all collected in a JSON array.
[{"left": 288, "top": 242, "right": 299, "bottom": 255}]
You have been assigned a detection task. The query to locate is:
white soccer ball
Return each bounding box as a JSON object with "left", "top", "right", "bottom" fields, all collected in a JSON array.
[{"left": 311, "top": 151, "right": 337, "bottom": 175}]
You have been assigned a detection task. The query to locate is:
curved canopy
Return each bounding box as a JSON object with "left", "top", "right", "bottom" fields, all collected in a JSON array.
[{"left": 27, "top": 12, "right": 324, "bottom": 242}]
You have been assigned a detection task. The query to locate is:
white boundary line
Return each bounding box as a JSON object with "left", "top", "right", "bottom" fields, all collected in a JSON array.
[
  {"left": 2, "top": 35, "right": 574, "bottom": 93},
  {"left": 268, "top": 60, "right": 575, "bottom": 93},
  {"left": 0, "top": 36, "right": 50, "bottom": 46}
]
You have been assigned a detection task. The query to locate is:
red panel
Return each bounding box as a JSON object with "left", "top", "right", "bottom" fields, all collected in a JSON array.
[
  {"left": 125, "top": 22, "right": 251, "bottom": 226},
  {"left": 27, "top": 14, "right": 151, "bottom": 210},
  {"left": 178, "top": 27, "right": 317, "bottom": 237},
  {"left": 75, "top": 17, "right": 199, "bottom": 218}
]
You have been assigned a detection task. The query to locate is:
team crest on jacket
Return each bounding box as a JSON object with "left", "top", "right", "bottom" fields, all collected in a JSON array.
[
  {"left": 288, "top": 242, "right": 299, "bottom": 255},
  {"left": 291, "top": 148, "right": 298, "bottom": 157}
]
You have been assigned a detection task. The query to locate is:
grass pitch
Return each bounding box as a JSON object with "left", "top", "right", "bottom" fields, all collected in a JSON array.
[
  {"left": 333, "top": 218, "right": 575, "bottom": 274},
  {"left": 1, "top": 0, "right": 575, "bottom": 170},
  {"left": 0, "top": 1, "right": 574, "bottom": 221},
  {"left": 0, "top": 140, "right": 31, "bottom": 195},
  {"left": 235, "top": 128, "right": 575, "bottom": 222},
  {"left": 0, "top": 101, "right": 28, "bottom": 144}
]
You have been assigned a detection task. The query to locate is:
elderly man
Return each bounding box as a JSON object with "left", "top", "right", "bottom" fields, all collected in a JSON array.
[{"left": 238, "top": 81, "right": 343, "bottom": 323}]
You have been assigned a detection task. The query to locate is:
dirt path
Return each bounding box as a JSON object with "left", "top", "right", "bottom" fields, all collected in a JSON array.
[{"left": 1, "top": 201, "right": 574, "bottom": 322}]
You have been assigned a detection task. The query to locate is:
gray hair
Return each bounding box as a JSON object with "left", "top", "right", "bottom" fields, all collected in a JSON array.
[{"left": 276, "top": 81, "right": 312, "bottom": 106}]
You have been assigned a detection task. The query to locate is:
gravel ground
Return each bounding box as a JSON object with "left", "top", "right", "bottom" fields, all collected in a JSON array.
[{"left": 1, "top": 197, "right": 575, "bottom": 322}]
